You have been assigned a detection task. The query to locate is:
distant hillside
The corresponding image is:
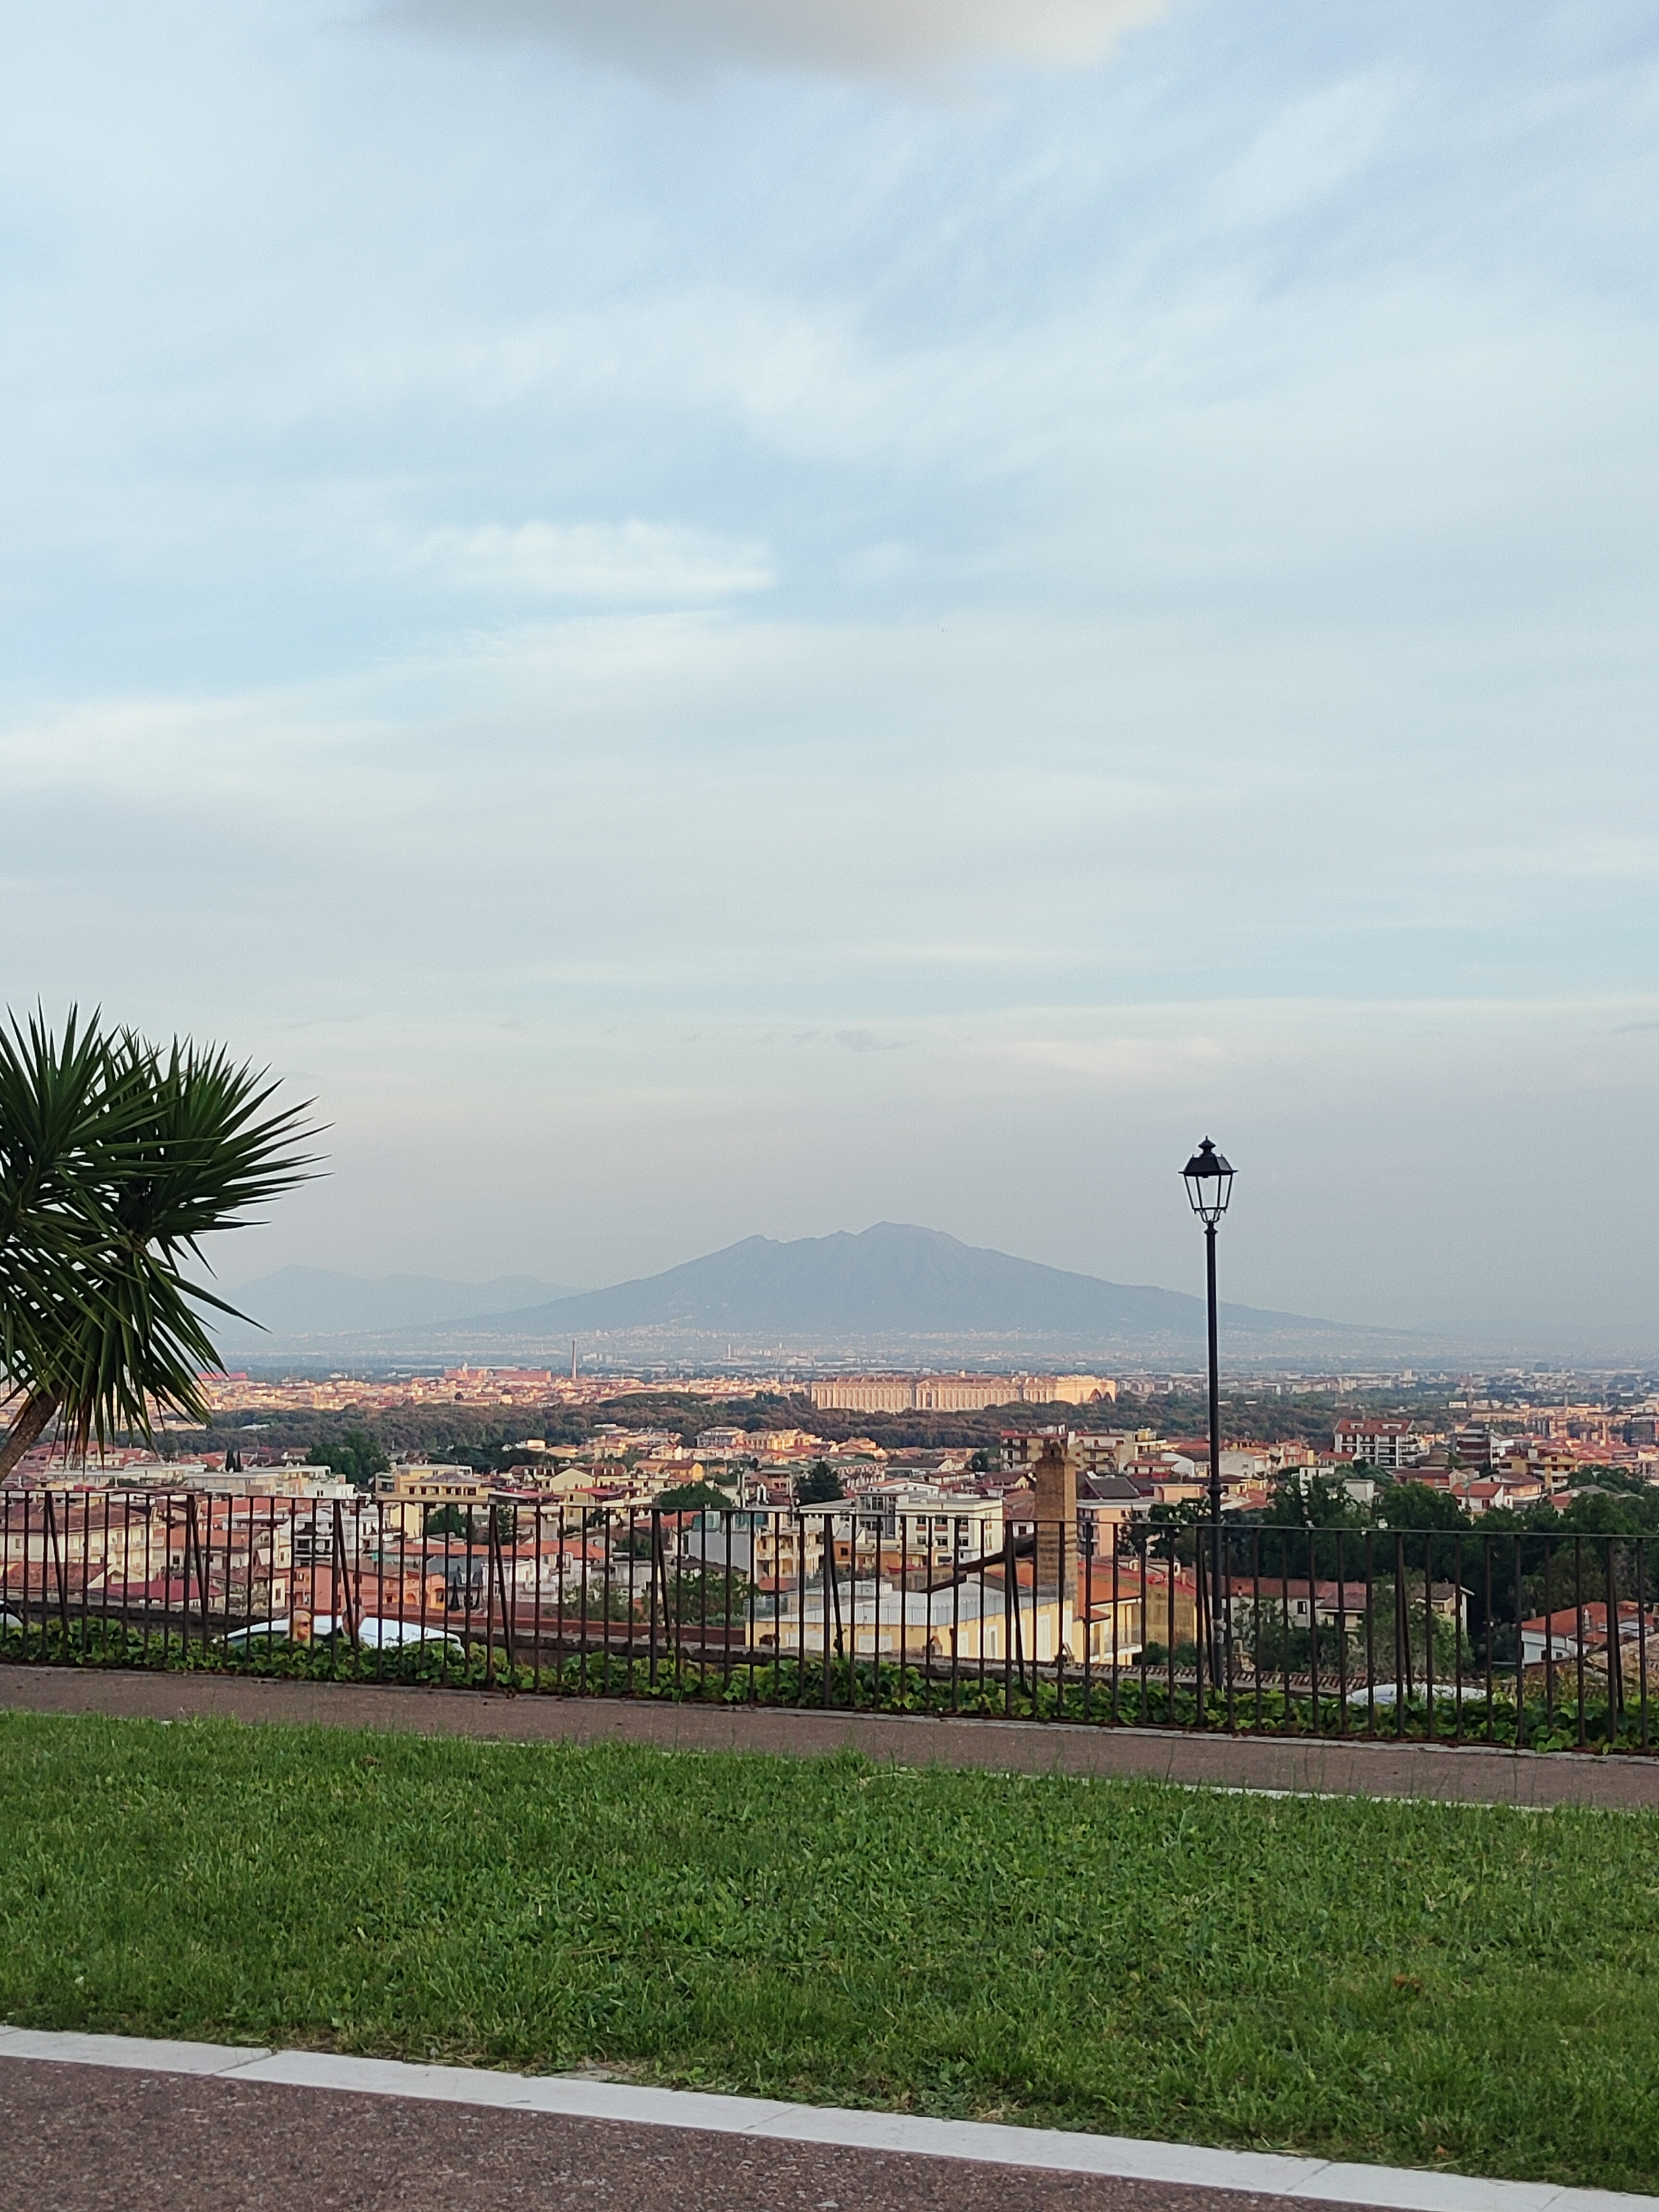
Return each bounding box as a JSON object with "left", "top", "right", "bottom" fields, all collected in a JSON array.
[
  {"left": 447, "top": 1223, "right": 1387, "bottom": 1358},
  {"left": 215, "top": 1265, "right": 582, "bottom": 1342}
]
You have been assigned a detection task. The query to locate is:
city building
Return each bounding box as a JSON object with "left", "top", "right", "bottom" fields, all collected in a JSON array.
[
  {"left": 808, "top": 1374, "right": 1115, "bottom": 1414},
  {"left": 1332, "top": 1420, "right": 1425, "bottom": 1468}
]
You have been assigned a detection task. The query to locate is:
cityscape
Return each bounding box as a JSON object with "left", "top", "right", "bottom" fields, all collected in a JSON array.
[{"left": 2, "top": 2, "right": 1656, "bottom": 2208}]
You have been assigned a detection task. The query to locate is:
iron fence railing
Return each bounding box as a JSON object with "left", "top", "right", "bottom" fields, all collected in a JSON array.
[{"left": 1, "top": 1489, "right": 1654, "bottom": 1751}]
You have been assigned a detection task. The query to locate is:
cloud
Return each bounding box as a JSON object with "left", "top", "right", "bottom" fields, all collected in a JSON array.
[
  {"left": 834, "top": 1029, "right": 906, "bottom": 1053},
  {"left": 1220, "top": 72, "right": 1414, "bottom": 228},
  {"left": 407, "top": 521, "right": 774, "bottom": 603},
  {"left": 384, "top": 0, "right": 1166, "bottom": 81}
]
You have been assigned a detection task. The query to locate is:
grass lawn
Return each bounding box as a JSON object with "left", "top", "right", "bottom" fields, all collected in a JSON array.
[{"left": 0, "top": 1713, "right": 1656, "bottom": 2191}]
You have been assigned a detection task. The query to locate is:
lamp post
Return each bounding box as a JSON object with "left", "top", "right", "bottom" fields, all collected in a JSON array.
[{"left": 1181, "top": 1138, "right": 1234, "bottom": 1686}]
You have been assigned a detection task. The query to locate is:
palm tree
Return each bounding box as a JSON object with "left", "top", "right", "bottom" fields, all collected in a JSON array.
[{"left": 0, "top": 1008, "right": 319, "bottom": 1479}]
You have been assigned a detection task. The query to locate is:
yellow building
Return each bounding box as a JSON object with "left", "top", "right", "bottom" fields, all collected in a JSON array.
[{"left": 373, "top": 1465, "right": 493, "bottom": 1536}]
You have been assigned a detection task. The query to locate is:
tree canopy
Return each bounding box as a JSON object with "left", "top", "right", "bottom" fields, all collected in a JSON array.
[
  {"left": 654, "top": 1479, "right": 736, "bottom": 1514},
  {"left": 311, "top": 1426, "right": 388, "bottom": 1491},
  {"left": 794, "top": 1460, "right": 845, "bottom": 1504}
]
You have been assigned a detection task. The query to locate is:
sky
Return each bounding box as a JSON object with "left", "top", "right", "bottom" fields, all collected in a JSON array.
[{"left": 1, "top": 0, "right": 1656, "bottom": 1350}]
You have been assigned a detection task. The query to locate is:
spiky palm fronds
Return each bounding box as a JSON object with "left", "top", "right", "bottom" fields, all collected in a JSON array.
[{"left": 0, "top": 1010, "right": 321, "bottom": 1473}]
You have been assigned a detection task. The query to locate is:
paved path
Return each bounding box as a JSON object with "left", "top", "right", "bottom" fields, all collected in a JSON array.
[
  {"left": 0, "top": 2032, "right": 1648, "bottom": 2212},
  {"left": 1, "top": 1664, "right": 1657, "bottom": 1806}
]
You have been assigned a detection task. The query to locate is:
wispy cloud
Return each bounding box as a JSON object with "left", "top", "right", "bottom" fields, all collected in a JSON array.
[
  {"left": 406, "top": 521, "right": 774, "bottom": 603},
  {"left": 384, "top": 0, "right": 1166, "bottom": 81}
]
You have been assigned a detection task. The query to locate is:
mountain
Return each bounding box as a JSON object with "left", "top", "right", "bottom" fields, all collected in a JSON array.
[
  {"left": 439, "top": 1223, "right": 1396, "bottom": 1360},
  {"left": 214, "top": 1266, "right": 582, "bottom": 1342}
]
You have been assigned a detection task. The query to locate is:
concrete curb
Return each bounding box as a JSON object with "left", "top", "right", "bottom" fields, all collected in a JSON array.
[{"left": 0, "top": 2028, "right": 1646, "bottom": 2212}]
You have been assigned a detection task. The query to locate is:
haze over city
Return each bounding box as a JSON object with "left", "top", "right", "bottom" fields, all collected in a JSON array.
[{"left": 3, "top": 1, "right": 1655, "bottom": 1353}]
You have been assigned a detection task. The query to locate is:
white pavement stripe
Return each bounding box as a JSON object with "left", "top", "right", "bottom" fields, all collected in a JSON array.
[{"left": 0, "top": 2026, "right": 1648, "bottom": 2212}]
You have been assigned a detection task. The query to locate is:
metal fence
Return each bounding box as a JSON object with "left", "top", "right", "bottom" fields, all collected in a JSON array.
[{"left": 1, "top": 1488, "right": 1653, "bottom": 1751}]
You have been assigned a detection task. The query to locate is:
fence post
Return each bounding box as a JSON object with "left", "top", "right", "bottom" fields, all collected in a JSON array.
[
  {"left": 490, "top": 1503, "right": 517, "bottom": 1680},
  {"left": 332, "top": 1499, "right": 358, "bottom": 1660},
  {"left": 45, "top": 1491, "right": 72, "bottom": 1654},
  {"left": 1605, "top": 1536, "right": 1623, "bottom": 1734}
]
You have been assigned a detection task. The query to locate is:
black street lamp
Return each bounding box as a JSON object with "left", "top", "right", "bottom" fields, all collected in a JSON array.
[{"left": 1182, "top": 1137, "right": 1234, "bottom": 1683}]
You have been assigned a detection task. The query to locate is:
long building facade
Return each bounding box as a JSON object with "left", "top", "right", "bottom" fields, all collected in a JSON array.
[{"left": 807, "top": 1374, "right": 1116, "bottom": 1414}]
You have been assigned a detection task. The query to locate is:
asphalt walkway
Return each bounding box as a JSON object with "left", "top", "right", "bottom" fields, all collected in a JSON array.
[
  {"left": 0, "top": 2031, "right": 1648, "bottom": 2212},
  {"left": 1, "top": 1663, "right": 1657, "bottom": 1806}
]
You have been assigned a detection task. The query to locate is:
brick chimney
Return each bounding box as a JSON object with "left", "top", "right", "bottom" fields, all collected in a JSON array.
[{"left": 1033, "top": 1434, "right": 1076, "bottom": 1595}]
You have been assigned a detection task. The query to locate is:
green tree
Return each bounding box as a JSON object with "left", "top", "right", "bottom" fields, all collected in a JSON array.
[
  {"left": 654, "top": 1480, "right": 735, "bottom": 1513},
  {"left": 794, "top": 1460, "right": 844, "bottom": 1504},
  {"left": 0, "top": 1009, "right": 316, "bottom": 1477},
  {"left": 311, "top": 1425, "right": 387, "bottom": 1492},
  {"left": 424, "top": 1500, "right": 516, "bottom": 1543},
  {"left": 1374, "top": 1479, "right": 1469, "bottom": 1532},
  {"left": 663, "top": 1562, "right": 753, "bottom": 1627},
  {"left": 1247, "top": 1473, "right": 1369, "bottom": 1577}
]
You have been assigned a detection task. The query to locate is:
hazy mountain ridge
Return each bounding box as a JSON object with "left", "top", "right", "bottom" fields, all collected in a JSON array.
[{"left": 463, "top": 1223, "right": 1339, "bottom": 1342}]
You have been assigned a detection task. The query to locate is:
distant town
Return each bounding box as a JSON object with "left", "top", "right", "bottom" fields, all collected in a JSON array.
[
  {"left": 9, "top": 1363, "right": 1656, "bottom": 1515},
  {"left": 4, "top": 1361, "right": 1658, "bottom": 1684}
]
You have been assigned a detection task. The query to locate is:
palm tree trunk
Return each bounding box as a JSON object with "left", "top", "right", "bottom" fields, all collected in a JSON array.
[{"left": 0, "top": 1389, "right": 61, "bottom": 1480}]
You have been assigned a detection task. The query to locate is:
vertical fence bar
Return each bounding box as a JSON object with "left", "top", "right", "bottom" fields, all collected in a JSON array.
[
  {"left": 745, "top": 1510, "right": 758, "bottom": 1707},
  {"left": 1002, "top": 1523, "right": 1015, "bottom": 1719},
  {"left": 154, "top": 1494, "right": 169, "bottom": 1666},
  {"left": 1051, "top": 1517, "right": 1066, "bottom": 1722},
  {"left": 1109, "top": 1535, "right": 1121, "bottom": 1727},
  {"left": 1164, "top": 1539, "right": 1176, "bottom": 1727},
  {"left": 607, "top": 1502, "right": 618, "bottom": 1690},
  {"left": 1453, "top": 1530, "right": 1464, "bottom": 1745},
  {"left": 1605, "top": 1536, "right": 1623, "bottom": 1743},
  {"left": 46, "top": 1491, "right": 71, "bottom": 1655},
  {"left": 1638, "top": 1536, "right": 1650, "bottom": 1754},
  {"left": 897, "top": 1512, "right": 909, "bottom": 1714},
  {"left": 1574, "top": 1536, "right": 1587, "bottom": 1750},
  {"left": 1542, "top": 1534, "right": 1555, "bottom": 1737},
  {"left": 494, "top": 1503, "right": 517, "bottom": 1681},
  {"left": 950, "top": 1526, "right": 963, "bottom": 1716},
  {"left": 926, "top": 1515, "right": 941, "bottom": 1715},
  {"left": 1193, "top": 1530, "right": 1207, "bottom": 1724},
  {"left": 554, "top": 1505, "right": 571, "bottom": 1691},
  {"left": 801, "top": 1513, "right": 814, "bottom": 1698},
  {"left": 79, "top": 1491, "right": 93, "bottom": 1657},
  {"left": 577, "top": 1506, "right": 591, "bottom": 1695},
  {"left": 1279, "top": 1539, "right": 1292, "bottom": 1733},
  {"left": 1334, "top": 1529, "right": 1348, "bottom": 1735},
  {"left": 332, "top": 1499, "right": 358, "bottom": 1666},
  {"left": 1305, "top": 1526, "right": 1320, "bottom": 1734},
  {"left": 718, "top": 1510, "right": 733, "bottom": 1699},
  {"left": 1223, "top": 1520, "right": 1237, "bottom": 1734},
  {"left": 1482, "top": 1535, "right": 1494, "bottom": 1743},
  {"left": 183, "top": 1494, "right": 204, "bottom": 1659},
  {"left": 433, "top": 1507, "right": 448, "bottom": 1685},
  {"left": 1012, "top": 1536, "right": 1027, "bottom": 1706},
  {"left": 1082, "top": 1530, "right": 1094, "bottom": 1724},
  {"left": 1252, "top": 1527, "right": 1265, "bottom": 1734}
]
